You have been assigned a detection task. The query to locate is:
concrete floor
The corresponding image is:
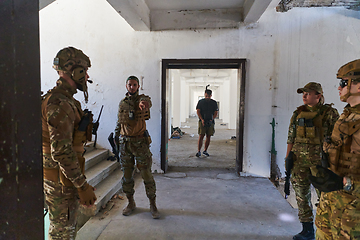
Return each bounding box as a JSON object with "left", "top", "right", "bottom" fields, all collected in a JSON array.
[
  {"left": 77, "top": 118, "right": 318, "bottom": 240},
  {"left": 77, "top": 167, "right": 302, "bottom": 240}
]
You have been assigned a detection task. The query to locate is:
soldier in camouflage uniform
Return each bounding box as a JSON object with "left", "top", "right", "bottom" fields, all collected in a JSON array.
[
  {"left": 309, "top": 59, "right": 360, "bottom": 240},
  {"left": 42, "top": 47, "right": 97, "bottom": 240},
  {"left": 115, "top": 75, "right": 160, "bottom": 219},
  {"left": 286, "top": 82, "right": 339, "bottom": 240}
]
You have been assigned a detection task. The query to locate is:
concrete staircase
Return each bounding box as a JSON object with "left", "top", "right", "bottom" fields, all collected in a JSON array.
[{"left": 78, "top": 142, "right": 123, "bottom": 227}]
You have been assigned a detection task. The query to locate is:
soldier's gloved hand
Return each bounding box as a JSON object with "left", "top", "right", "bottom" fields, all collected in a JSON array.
[
  {"left": 77, "top": 182, "right": 97, "bottom": 206},
  {"left": 309, "top": 165, "right": 343, "bottom": 192}
]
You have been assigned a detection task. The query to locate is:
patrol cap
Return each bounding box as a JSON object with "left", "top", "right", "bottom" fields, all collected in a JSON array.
[
  {"left": 297, "top": 82, "right": 323, "bottom": 95},
  {"left": 126, "top": 75, "right": 139, "bottom": 84}
]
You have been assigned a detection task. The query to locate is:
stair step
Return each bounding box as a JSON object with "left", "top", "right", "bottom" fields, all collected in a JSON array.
[
  {"left": 86, "top": 160, "right": 120, "bottom": 187},
  {"left": 84, "top": 141, "right": 95, "bottom": 153},
  {"left": 93, "top": 167, "right": 123, "bottom": 213},
  {"left": 84, "top": 148, "right": 109, "bottom": 171}
]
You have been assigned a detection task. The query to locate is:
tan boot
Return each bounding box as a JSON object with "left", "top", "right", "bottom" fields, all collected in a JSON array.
[
  {"left": 149, "top": 198, "right": 160, "bottom": 219},
  {"left": 122, "top": 195, "right": 136, "bottom": 216}
]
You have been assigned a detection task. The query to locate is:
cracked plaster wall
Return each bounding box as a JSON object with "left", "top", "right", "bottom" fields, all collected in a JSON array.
[{"left": 40, "top": 0, "right": 360, "bottom": 177}]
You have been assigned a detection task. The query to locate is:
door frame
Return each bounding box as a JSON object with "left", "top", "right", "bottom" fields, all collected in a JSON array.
[{"left": 161, "top": 59, "right": 247, "bottom": 174}]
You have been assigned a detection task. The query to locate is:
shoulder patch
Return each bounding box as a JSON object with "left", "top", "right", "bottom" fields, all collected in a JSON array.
[{"left": 46, "top": 93, "right": 76, "bottom": 127}]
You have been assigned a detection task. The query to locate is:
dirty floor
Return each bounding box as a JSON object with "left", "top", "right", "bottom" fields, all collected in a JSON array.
[{"left": 77, "top": 118, "right": 318, "bottom": 240}]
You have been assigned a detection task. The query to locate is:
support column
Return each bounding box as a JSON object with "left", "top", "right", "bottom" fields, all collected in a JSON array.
[{"left": 0, "top": 1, "right": 43, "bottom": 239}]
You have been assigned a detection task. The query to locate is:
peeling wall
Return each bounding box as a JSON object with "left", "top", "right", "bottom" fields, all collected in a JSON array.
[
  {"left": 39, "top": 0, "right": 360, "bottom": 177},
  {"left": 277, "top": 0, "right": 360, "bottom": 12}
]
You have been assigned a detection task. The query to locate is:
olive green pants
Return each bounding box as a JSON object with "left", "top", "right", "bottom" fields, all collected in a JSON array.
[
  {"left": 44, "top": 180, "right": 78, "bottom": 240},
  {"left": 315, "top": 184, "right": 360, "bottom": 239},
  {"left": 119, "top": 137, "right": 156, "bottom": 199}
]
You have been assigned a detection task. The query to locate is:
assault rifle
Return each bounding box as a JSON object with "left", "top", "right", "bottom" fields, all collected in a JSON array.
[
  {"left": 284, "top": 151, "right": 294, "bottom": 199},
  {"left": 107, "top": 132, "right": 119, "bottom": 161},
  {"left": 321, "top": 136, "right": 332, "bottom": 168},
  {"left": 92, "top": 105, "right": 104, "bottom": 148}
]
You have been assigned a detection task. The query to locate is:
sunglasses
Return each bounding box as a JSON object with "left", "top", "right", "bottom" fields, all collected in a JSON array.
[{"left": 339, "top": 79, "right": 349, "bottom": 88}]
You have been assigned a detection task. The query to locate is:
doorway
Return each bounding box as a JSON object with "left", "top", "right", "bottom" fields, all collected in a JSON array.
[{"left": 161, "top": 59, "right": 247, "bottom": 174}]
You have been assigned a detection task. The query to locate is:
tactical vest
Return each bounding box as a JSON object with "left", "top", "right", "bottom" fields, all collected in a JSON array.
[
  {"left": 294, "top": 105, "right": 329, "bottom": 145},
  {"left": 117, "top": 94, "right": 150, "bottom": 124},
  {"left": 327, "top": 110, "right": 360, "bottom": 179},
  {"left": 41, "top": 88, "right": 91, "bottom": 187}
]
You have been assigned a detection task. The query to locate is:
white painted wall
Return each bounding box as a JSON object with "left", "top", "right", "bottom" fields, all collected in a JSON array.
[
  {"left": 229, "top": 70, "right": 238, "bottom": 129},
  {"left": 171, "top": 70, "right": 181, "bottom": 128},
  {"left": 39, "top": 0, "right": 360, "bottom": 176},
  {"left": 180, "top": 78, "right": 189, "bottom": 124},
  {"left": 219, "top": 80, "right": 228, "bottom": 123}
]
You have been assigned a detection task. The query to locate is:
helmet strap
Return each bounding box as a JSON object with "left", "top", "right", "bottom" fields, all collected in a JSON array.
[{"left": 75, "top": 82, "right": 89, "bottom": 103}]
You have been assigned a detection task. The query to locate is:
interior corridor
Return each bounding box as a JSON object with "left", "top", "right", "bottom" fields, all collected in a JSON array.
[{"left": 168, "top": 117, "right": 236, "bottom": 169}]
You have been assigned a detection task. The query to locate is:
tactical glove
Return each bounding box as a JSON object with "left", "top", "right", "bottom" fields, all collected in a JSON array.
[
  {"left": 77, "top": 182, "right": 97, "bottom": 206},
  {"left": 309, "top": 165, "right": 343, "bottom": 192}
]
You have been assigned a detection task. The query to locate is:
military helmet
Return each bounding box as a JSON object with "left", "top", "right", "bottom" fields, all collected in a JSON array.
[
  {"left": 53, "top": 46, "right": 91, "bottom": 72},
  {"left": 53, "top": 47, "right": 91, "bottom": 103},
  {"left": 337, "top": 59, "right": 360, "bottom": 102},
  {"left": 337, "top": 59, "right": 360, "bottom": 81}
]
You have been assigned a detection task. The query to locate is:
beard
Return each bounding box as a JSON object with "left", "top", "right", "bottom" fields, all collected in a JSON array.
[{"left": 128, "top": 90, "right": 138, "bottom": 95}]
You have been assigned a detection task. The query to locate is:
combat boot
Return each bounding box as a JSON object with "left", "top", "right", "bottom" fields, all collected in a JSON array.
[
  {"left": 149, "top": 198, "right": 160, "bottom": 219},
  {"left": 122, "top": 195, "right": 136, "bottom": 216},
  {"left": 293, "top": 222, "right": 315, "bottom": 240}
]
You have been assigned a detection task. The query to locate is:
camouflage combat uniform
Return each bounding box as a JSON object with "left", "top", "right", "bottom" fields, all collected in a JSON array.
[
  {"left": 115, "top": 92, "right": 156, "bottom": 199},
  {"left": 316, "top": 104, "right": 360, "bottom": 239},
  {"left": 42, "top": 78, "right": 89, "bottom": 240},
  {"left": 287, "top": 102, "right": 339, "bottom": 223}
]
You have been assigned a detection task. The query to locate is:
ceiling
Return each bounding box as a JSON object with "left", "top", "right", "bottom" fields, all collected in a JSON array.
[
  {"left": 39, "top": 0, "right": 274, "bottom": 31},
  {"left": 107, "top": 0, "right": 275, "bottom": 31},
  {"left": 40, "top": 0, "right": 359, "bottom": 30},
  {"left": 171, "top": 69, "right": 237, "bottom": 91}
]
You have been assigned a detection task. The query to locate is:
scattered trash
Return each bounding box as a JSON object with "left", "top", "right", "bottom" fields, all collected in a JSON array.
[
  {"left": 182, "top": 125, "right": 191, "bottom": 128},
  {"left": 190, "top": 134, "right": 194, "bottom": 137},
  {"left": 220, "top": 123, "right": 226, "bottom": 126},
  {"left": 171, "top": 131, "right": 181, "bottom": 139},
  {"left": 171, "top": 126, "right": 184, "bottom": 139},
  {"left": 231, "top": 136, "right": 236, "bottom": 139}
]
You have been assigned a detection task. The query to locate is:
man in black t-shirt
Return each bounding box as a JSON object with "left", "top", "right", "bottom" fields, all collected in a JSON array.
[{"left": 195, "top": 85, "right": 218, "bottom": 157}]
